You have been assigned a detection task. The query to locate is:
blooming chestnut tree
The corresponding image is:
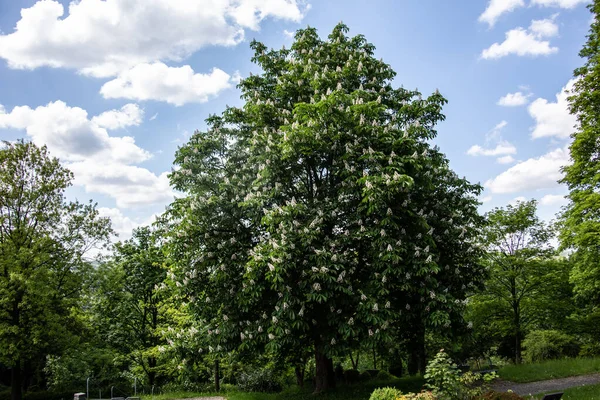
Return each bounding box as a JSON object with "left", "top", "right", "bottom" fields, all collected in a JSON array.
[{"left": 166, "top": 24, "right": 483, "bottom": 392}]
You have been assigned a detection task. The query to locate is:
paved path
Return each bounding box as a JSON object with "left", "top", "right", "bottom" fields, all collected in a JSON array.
[{"left": 492, "top": 373, "right": 600, "bottom": 395}]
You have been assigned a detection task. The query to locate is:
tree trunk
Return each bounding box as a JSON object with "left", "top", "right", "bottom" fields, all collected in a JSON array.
[
  {"left": 11, "top": 360, "right": 21, "bottom": 400},
  {"left": 313, "top": 345, "right": 336, "bottom": 393},
  {"left": 148, "top": 356, "right": 156, "bottom": 386},
  {"left": 372, "top": 343, "right": 377, "bottom": 370},
  {"left": 408, "top": 320, "right": 426, "bottom": 375},
  {"left": 214, "top": 359, "right": 220, "bottom": 392},
  {"left": 512, "top": 293, "right": 522, "bottom": 364},
  {"left": 295, "top": 364, "right": 305, "bottom": 387}
]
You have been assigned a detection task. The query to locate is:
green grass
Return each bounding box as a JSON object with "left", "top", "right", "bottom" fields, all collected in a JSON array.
[
  {"left": 499, "top": 358, "right": 600, "bottom": 383},
  {"left": 137, "top": 377, "right": 424, "bottom": 400},
  {"left": 533, "top": 383, "right": 600, "bottom": 399}
]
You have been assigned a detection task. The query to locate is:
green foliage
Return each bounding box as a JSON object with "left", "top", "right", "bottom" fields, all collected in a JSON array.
[
  {"left": 424, "top": 349, "right": 460, "bottom": 399},
  {"left": 499, "top": 357, "right": 600, "bottom": 383},
  {"left": 237, "top": 367, "right": 283, "bottom": 393},
  {"left": 522, "top": 330, "right": 580, "bottom": 363},
  {"left": 377, "top": 370, "right": 395, "bottom": 380},
  {"left": 165, "top": 22, "right": 484, "bottom": 392},
  {"left": 470, "top": 200, "right": 570, "bottom": 363},
  {"left": 0, "top": 140, "right": 112, "bottom": 399},
  {"left": 361, "top": 371, "right": 374, "bottom": 381},
  {"left": 90, "top": 226, "right": 171, "bottom": 386},
  {"left": 369, "top": 387, "right": 403, "bottom": 400},
  {"left": 344, "top": 369, "right": 361, "bottom": 384}
]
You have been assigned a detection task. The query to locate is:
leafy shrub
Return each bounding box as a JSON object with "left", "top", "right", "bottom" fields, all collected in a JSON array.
[
  {"left": 237, "top": 368, "right": 282, "bottom": 393},
  {"left": 344, "top": 369, "right": 361, "bottom": 384},
  {"left": 398, "top": 392, "right": 437, "bottom": 400},
  {"left": 360, "top": 370, "right": 373, "bottom": 381},
  {"left": 522, "top": 330, "right": 580, "bottom": 363},
  {"left": 369, "top": 387, "right": 403, "bottom": 400},
  {"left": 424, "top": 349, "right": 461, "bottom": 399},
  {"left": 476, "top": 391, "right": 525, "bottom": 400},
  {"left": 377, "top": 369, "right": 395, "bottom": 380},
  {"left": 0, "top": 391, "right": 76, "bottom": 400}
]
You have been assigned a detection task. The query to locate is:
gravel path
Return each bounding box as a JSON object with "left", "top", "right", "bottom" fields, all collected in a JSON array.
[{"left": 491, "top": 373, "right": 600, "bottom": 395}]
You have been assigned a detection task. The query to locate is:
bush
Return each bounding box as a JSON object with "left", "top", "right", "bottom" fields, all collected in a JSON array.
[
  {"left": 475, "top": 391, "right": 525, "bottom": 400},
  {"left": 360, "top": 370, "right": 373, "bottom": 381},
  {"left": 369, "top": 387, "right": 403, "bottom": 400},
  {"left": 522, "top": 330, "right": 580, "bottom": 363},
  {"left": 237, "top": 368, "right": 282, "bottom": 393},
  {"left": 344, "top": 369, "right": 361, "bottom": 384},
  {"left": 377, "top": 370, "right": 395, "bottom": 380},
  {"left": 424, "top": 349, "right": 461, "bottom": 399},
  {"left": 398, "top": 392, "right": 436, "bottom": 400}
]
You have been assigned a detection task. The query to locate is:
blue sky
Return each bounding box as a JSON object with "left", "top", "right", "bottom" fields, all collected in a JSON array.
[{"left": 0, "top": 0, "right": 590, "bottom": 238}]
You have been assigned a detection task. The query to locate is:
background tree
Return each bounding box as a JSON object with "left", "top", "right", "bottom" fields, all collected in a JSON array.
[
  {"left": 166, "top": 24, "right": 484, "bottom": 393},
  {"left": 560, "top": 0, "right": 600, "bottom": 349},
  {"left": 91, "top": 226, "right": 169, "bottom": 387},
  {"left": 472, "top": 200, "right": 568, "bottom": 364},
  {"left": 0, "top": 140, "right": 112, "bottom": 400}
]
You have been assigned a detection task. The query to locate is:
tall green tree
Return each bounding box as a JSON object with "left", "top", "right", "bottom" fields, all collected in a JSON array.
[
  {"left": 0, "top": 140, "right": 112, "bottom": 400},
  {"left": 473, "top": 200, "right": 567, "bottom": 363},
  {"left": 166, "top": 24, "right": 483, "bottom": 392},
  {"left": 92, "top": 226, "right": 169, "bottom": 387},
  {"left": 561, "top": 0, "right": 600, "bottom": 327}
]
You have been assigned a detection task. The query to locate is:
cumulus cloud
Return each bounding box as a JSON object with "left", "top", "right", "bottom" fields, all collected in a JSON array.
[
  {"left": 0, "top": 100, "right": 173, "bottom": 208},
  {"left": 485, "top": 147, "right": 569, "bottom": 193},
  {"left": 498, "top": 91, "right": 531, "bottom": 106},
  {"left": 497, "top": 155, "right": 516, "bottom": 164},
  {"left": 467, "top": 120, "right": 517, "bottom": 162},
  {"left": 92, "top": 103, "right": 144, "bottom": 130},
  {"left": 531, "top": 0, "right": 589, "bottom": 7},
  {"left": 72, "top": 162, "right": 174, "bottom": 208},
  {"left": 479, "top": 0, "right": 525, "bottom": 27},
  {"left": 540, "top": 193, "right": 568, "bottom": 206},
  {"left": 467, "top": 143, "right": 517, "bottom": 157},
  {"left": 0, "top": 0, "right": 307, "bottom": 77},
  {"left": 100, "top": 63, "right": 235, "bottom": 106},
  {"left": 528, "top": 78, "right": 578, "bottom": 139},
  {"left": 0, "top": 101, "right": 149, "bottom": 163},
  {"left": 481, "top": 195, "right": 493, "bottom": 203},
  {"left": 481, "top": 17, "right": 559, "bottom": 59}
]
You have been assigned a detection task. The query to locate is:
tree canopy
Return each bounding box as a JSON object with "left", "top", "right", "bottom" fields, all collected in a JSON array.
[
  {"left": 0, "top": 140, "right": 112, "bottom": 400},
  {"left": 165, "top": 23, "right": 484, "bottom": 392}
]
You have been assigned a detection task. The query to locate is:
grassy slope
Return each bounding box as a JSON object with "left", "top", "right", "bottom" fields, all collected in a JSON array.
[
  {"left": 226, "top": 377, "right": 424, "bottom": 400},
  {"left": 534, "top": 383, "right": 600, "bottom": 400},
  {"left": 139, "top": 377, "right": 424, "bottom": 400},
  {"left": 499, "top": 358, "right": 600, "bottom": 383}
]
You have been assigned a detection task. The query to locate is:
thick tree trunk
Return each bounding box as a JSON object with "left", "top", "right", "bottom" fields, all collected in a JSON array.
[
  {"left": 313, "top": 345, "right": 336, "bottom": 393},
  {"left": 11, "top": 360, "right": 21, "bottom": 400},
  {"left": 294, "top": 364, "right": 305, "bottom": 387},
  {"left": 148, "top": 356, "right": 156, "bottom": 386},
  {"left": 408, "top": 320, "right": 426, "bottom": 375},
  {"left": 214, "top": 359, "right": 220, "bottom": 392}
]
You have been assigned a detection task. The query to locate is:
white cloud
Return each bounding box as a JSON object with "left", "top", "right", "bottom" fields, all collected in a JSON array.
[
  {"left": 485, "top": 147, "right": 569, "bottom": 193},
  {"left": 467, "top": 142, "right": 517, "bottom": 157},
  {"left": 479, "top": 0, "right": 525, "bottom": 27},
  {"left": 0, "top": 0, "right": 308, "bottom": 77},
  {"left": 498, "top": 91, "right": 531, "bottom": 106},
  {"left": 467, "top": 120, "right": 517, "bottom": 158},
  {"left": 540, "top": 193, "right": 568, "bottom": 206},
  {"left": 481, "top": 17, "right": 559, "bottom": 59},
  {"left": 481, "top": 195, "right": 493, "bottom": 203},
  {"left": 91, "top": 103, "right": 143, "bottom": 130},
  {"left": 0, "top": 101, "right": 149, "bottom": 163},
  {"left": 0, "top": 100, "right": 173, "bottom": 208},
  {"left": 283, "top": 29, "right": 296, "bottom": 38},
  {"left": 528, "top": 78, "right": 578, "bottom": 139},
  {"left": 531, "top": 0, "right": 589, "bottom": 7},
  {"left": 98, "top": 207, "right": 161, "bottom": 240},
  {"left": 150, "top": 113, "right": 158, "bottom": 121},
  {"left": 100, "top": 63, "right": 235, "bottom": 106},
  {"left": 497, "top": 155, "right": 515, "bottom": 164},
  {"left": 70, "top": 162, "right": 174, "bottom": 208}
]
